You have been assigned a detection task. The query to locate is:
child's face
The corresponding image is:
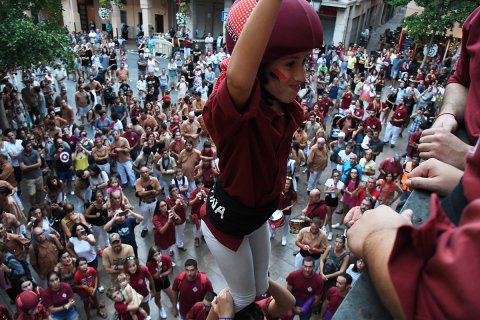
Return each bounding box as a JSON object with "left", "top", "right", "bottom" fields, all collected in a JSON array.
[
  {"left": 118, "top": 277, "right": 128, "bottom": 288},
  {"left": 21, "top": 280, "right": 33, "bottom": 291},
  {"left": 127, "top": 261, "right": 137, "bottom": 274},
  {"left": 263, "top": 50, "right": 310, "bottom": 103},
  {"left": 79, "top": 260, "right": 89, "bottom": 272},
  {"left": 112, "top": 291, "right": 124, "bottom": 302},
  {"left": 153, "top": 252, "right": 162, "bottom": 262}
]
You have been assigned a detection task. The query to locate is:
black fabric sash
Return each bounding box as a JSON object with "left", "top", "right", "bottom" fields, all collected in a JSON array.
[{"left": 206, "top": 178, "right": 279, "bottom": 236}]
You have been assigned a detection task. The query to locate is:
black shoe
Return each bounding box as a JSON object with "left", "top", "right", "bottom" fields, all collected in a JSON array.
[
  {"left": 121, "top": 183, "right": 128, "bottom": 189},
  {"left": 383, "top": 141, "right": 389, "bottom": 145},
  {"left": 177, "top": 246, "right": 187, "bottom": 252},
  {"left": 141, "top": 229, "right": 148, "bottom": 238},
  {"left": 390, "top": 144, "right": 395, "bottom": 148}
]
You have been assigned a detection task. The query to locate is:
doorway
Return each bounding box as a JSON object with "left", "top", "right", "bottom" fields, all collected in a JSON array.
[{"left": 155, "top": 14, "right": 164, "bottom": 33}]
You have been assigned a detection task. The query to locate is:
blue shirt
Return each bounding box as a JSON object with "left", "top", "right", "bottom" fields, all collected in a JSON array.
[
  {"left": 341, "top": 162, "right": 363, "bottom": 182},
  {"left": 110, "top": 217, "right": 138, "bottom": 248}
]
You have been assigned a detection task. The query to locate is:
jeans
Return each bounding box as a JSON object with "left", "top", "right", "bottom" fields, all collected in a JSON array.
[
  {"left": 307, "top": 170, "right": 323, "bottom": 192},
  {"left": 202, "top": 221, "right": 270, "bottom": 312},
  {"left": 140, "top": 200, "right": 157, "bottom": 231},
  {"left": 116, "top": 160, "right": 136, "bottom": 186}
]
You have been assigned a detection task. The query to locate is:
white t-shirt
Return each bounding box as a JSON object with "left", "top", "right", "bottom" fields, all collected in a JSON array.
[
  {"left": 70, "top": 237, "right": 97, "bottom": 263},
  {"left": 324, "top": 178, "right": 344, "bottom": 199},
  {"left": 337, "top": 150, "right": 352, "bottom": 172},
  {"left": 4, "top": 140, "right": 24, "bottom": 167}
]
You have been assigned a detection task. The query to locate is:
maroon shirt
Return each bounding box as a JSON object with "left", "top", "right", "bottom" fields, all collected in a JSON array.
[
  {"left": 186, "top": 301, "right": 208, "bottom": 320},
  {"left": 378, "top": 158, "right": 403, "bottom": 180},
  {"left": 202, "top": 77, "right": 303, "bottom": 249},
  {"left": 340, "top": 92, "right": 353, "bottom": 110},
  {"left": 166, "top": 195, "right": 187, "bottom": 224},
  {"left": 305, "top": 199, "right": 327, "bottom": 221},
  {"left": 172, "top": 273, "right": 214, "bottom": 317},
  {"left": 389, "top": 142, "right": 480, "bottom": 319},
  {"left": 406, "top": 131, "right": 422, "bottom": 157},
  {"left": 318, "top": 98, "right": 334, "bottom": 115},
  {"left": 63, "top": 135, "right": 80, "bottom": 151},
  {"left": 115, "top": 302, "right": 145, "bottom": 320},
  {"left": 326, "top": 287, "right": 348, "bottom": 315},
  {"left": 122, "top": 131, "right": 139, "bottom": 149},
  {"left": 286, "top": 269, "right": 324, "bottom": 301},
  {"left": 364, "top": 116, "right": 382, "bottom": 132},
  {"left": 203, "top": 77, "right": 304, "bottom": 207},
  {"left": 41, "top": 282, "right": 74, "bottom": 309},
  {"left": 153, "top": 213, "right": 176, "bottom": 250},
  {"left": 353, "top": 108, "right": 364, "bottom": 121},
  {"left": 389, "top": 106, "right": 409, "bottom": 127},
  {"left": 146, "top": 255, "right": 172, "bottom": 277},
  {"left": 447, "top": 7, "right": 480, "bottom": 143},
  {"left": 278, "top": 189, "right": 298, "bottom": 215},
  {"left": 128, "top": 265, "right": 152, "bottom": 297}
]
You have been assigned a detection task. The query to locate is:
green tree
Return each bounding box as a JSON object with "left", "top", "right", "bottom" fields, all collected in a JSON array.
[
  {"left": 0, "top": 0, "right": 72, "bottom": 129},
  {"left": 387, "top": 0, "right": 480, "bottom": 66}
]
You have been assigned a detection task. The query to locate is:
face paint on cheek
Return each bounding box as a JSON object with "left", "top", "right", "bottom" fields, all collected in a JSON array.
[{"left": 271, "top": 68, "right": 288, "bottom": 81}]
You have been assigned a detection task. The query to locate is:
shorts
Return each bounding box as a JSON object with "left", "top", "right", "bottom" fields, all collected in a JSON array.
[
  {"left": 154, "top": 276, "right": 171, "bottom": 291},
  {"left": 25, "top": 176, "right": 44, "bottom": 197},
  {"left": 78, "top": 105, "right": 91, "bottom": 117},
  {"left": 142, "top": 293, "right": 151, "bottom": 303},
  {"left": 325, "top": 195, "right": 339, "bottom": 207},
  {"left": 57, "top": 169, "right": 73, "bottom": 182},
  {"left": 51, "top": 307, "right": 79, "bottom": 320}
]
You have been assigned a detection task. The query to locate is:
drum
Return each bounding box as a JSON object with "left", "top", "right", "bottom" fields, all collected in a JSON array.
[
  {"left": 289, "top": 219, "right": 306, "bottom": 234},
  {"left": 268, "top": 210, "right": 285, "bottom": 230}
]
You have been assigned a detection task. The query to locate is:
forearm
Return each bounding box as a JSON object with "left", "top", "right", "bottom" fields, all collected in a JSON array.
[
  {"left": 363, "top": 229, "right": 406, "bottom": 320},
  {"left": 440, "top": 83, "right": 468, "bottom": 120}
]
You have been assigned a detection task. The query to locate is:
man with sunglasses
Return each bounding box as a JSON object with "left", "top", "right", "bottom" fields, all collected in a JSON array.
[{"left": 186, "top": 291, "right": 216, "bottom": 320}]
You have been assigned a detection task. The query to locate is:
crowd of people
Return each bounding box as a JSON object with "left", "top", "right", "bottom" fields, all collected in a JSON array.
[{"left": 0, "top": 0, "right": 466, "bottom": 318}]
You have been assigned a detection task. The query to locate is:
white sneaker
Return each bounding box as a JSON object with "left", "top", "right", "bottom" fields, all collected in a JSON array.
[
  {"left": 159, "top": 307, "right": 167, "bottom": 319},
  {"left": 145, "top": 316, "right": 152, "bottom": 320},
  {"left": 328, "top": 232, "right": 333, "bottom": 241},
  {"left": 281, "top": 236, "right": 287, "bottom": 246},
  {"left": 97, "top": 285, "right": 105, "bottom": 293},
  {"left": 332, "top": 223, "right": 341, "bottom": 229},
  {"left": 172, "top": 261, "right": 176, "bottom": 267}
]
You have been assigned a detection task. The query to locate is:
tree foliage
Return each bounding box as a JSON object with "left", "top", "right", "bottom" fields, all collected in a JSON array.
[
  {"left": 0, "top": 0, "right": 71, "bottom": 75},
  {"left": 387, "top": 0, "right": 480, "bottom": 39}
]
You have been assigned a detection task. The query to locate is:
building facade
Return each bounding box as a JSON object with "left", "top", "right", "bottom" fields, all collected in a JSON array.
[{"left": 61, "top": 0, "right": 394, "bottom": 45}]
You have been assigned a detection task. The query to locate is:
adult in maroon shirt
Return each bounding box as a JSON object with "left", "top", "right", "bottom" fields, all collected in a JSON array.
[
  {"left": 301, "top": 189, "right": 327, "bottom": 225},
  {"left": 277, "top": 178, "right": 297, "bottom": 246},
  {"left": 287, "top": 256, "right": 324, "bottom": 318},
  {"left": 363, "top": 110, "right": 382, "bottom": 133},
  {"left": 320, "top": 274, "right": 352, "bottom": 320},
  {"left": 122, "top": 125, "right": 140, "bottom": 160},
  {"left": 339, "top": 87, "right": 353, "bottom": 115},
  {"left": 186, "top": 291, "right": 216, "bottom": 320},
  {"left": 62, "top": 127, "right": 81, "bottom": 151},
  {"left": 418, "top": 8, "right": 479, "bottom": 171},
  {"left": 378, "top": 155, "right": 403, "bottom": 180},
  {"left": 189, "top": 179, "right": 210, "bottom": 247},
  {"left": 200, "top": 0, "right": 321, "bottom": 312},
  {"left": 383, "top": 100, "right": 409, "bottom": 148},
  {"left": 172, "top": 259, "right": 214, "bottom": 318},
  {"left": 41, "top": 271, "right": 79, "bottom": 319},
  {"left": 346, "top": 138, "right": 480, "bottom": 319},
  {"left": 317, "top": 93, "right": 334, "bottom": 125},
  {"left": 152, "top": 200, "right": 180, "bottom": 255}
]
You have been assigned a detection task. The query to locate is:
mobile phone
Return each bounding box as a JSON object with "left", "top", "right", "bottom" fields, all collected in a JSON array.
[{"left": 119, "top": 210, "right": 128, "bottom": 217}]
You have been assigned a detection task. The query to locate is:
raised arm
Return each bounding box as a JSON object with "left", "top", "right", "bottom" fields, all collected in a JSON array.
[{"left": 226, "top": 0, "right": 283, "bottom": 109}]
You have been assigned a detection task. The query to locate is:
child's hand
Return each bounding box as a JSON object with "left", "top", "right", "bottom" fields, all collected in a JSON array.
[{"left": 211, "top": 288, "right": 234, "bottom": 318}]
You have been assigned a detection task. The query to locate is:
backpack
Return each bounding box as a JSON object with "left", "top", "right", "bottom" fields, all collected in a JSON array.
[{"left": 176, "top": 271, "right": 208, "bottom": 292}]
